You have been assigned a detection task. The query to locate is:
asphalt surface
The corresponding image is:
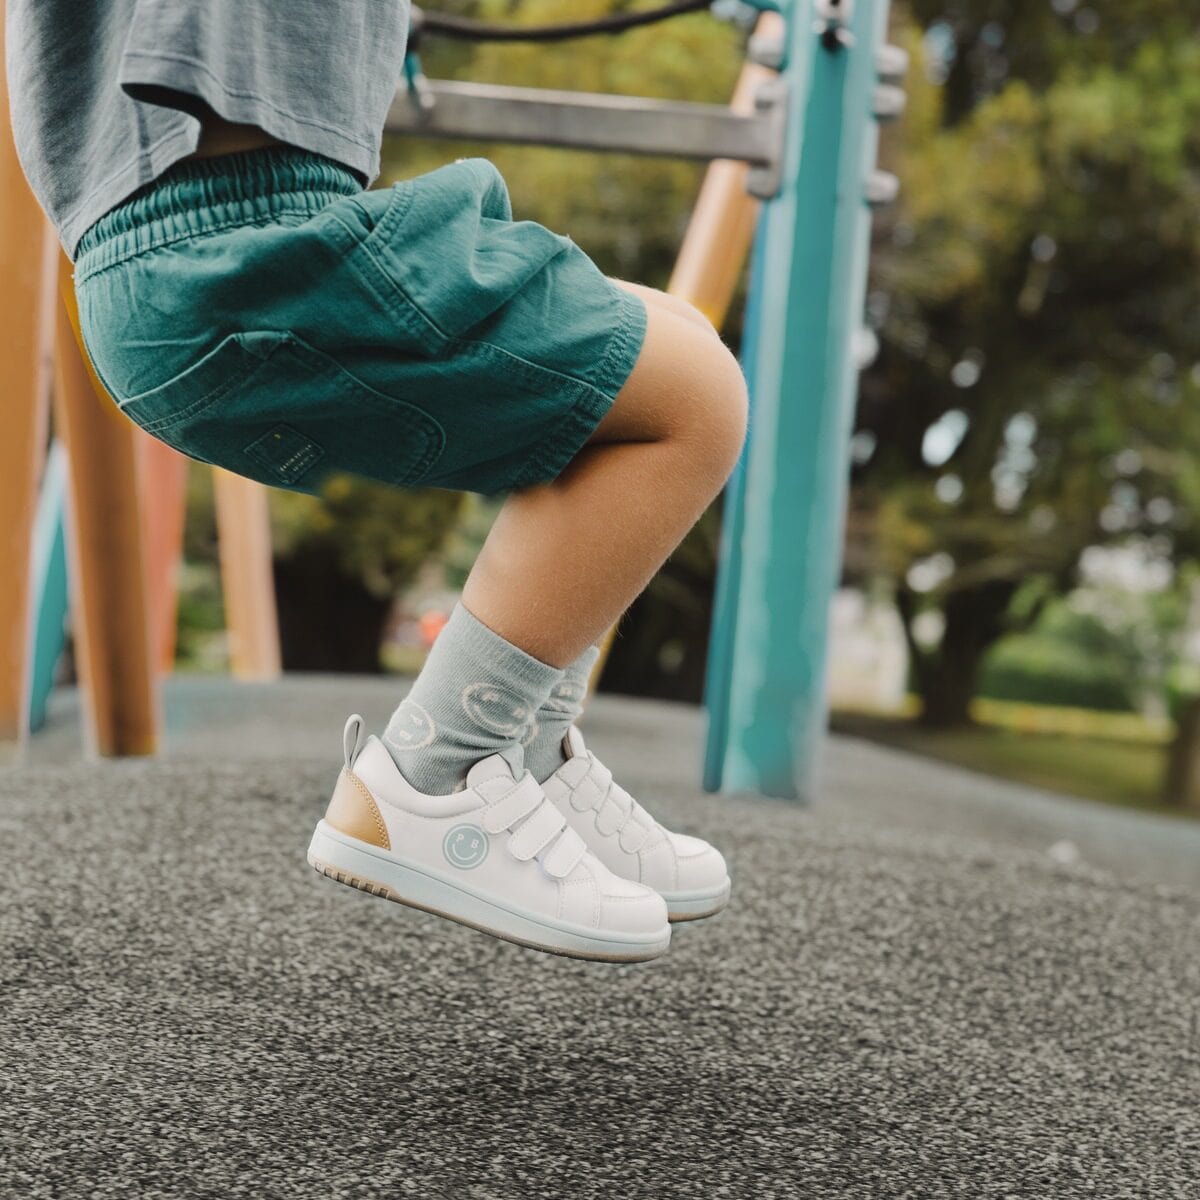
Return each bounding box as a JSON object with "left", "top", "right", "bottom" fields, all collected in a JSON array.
[{"left": 3, "top": 677, "right": 1198, "bottom": 1198}]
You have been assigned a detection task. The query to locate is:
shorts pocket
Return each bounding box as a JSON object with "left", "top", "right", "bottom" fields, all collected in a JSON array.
[
  {"left": 350, "top": 159, "right": 572, "bottom": 353},
  {"left": 118, "top": 331, "right": 445, "bottom": 493}
]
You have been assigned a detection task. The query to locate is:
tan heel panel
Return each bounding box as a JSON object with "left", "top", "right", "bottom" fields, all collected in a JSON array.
[{"left": 325, "top": 769, "right": 390, "bottom": 850}]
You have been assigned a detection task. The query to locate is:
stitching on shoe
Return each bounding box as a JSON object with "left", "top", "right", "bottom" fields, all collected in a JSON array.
[
  {"left": 348, "top": 770, "right": 390, "bottom": 850},
  {"left": 558, "top": 876, "right": 600, "bottom": 928}
]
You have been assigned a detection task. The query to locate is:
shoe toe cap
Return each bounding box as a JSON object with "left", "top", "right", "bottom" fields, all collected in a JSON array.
[
  {"left": 598, "top": 871, "right": 669, "bottom": 935},
  {"left": 671, "top": 833, "right": 729, "bottom": 892}
]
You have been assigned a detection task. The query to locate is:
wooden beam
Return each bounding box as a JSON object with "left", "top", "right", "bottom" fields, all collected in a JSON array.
[
  {"left": 212, "top": 469, "right": 282, "bottom": 681},
  {"left": 0, "top": 5, "right": 55, "bottom": 750},
  {"left": 55, "top": 260, "right": 160, "bottom": 756}
]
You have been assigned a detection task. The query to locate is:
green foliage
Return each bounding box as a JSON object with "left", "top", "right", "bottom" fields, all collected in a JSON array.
[
  {"left": 861, "top": 6, "right": 1200, "bottom": 722},
  {"left": 269, "top": 477, "right": 465, "bottom": 597},
  {"left": 978, "top": 576, "right": 1192, "bottom": 712},
  {"left": 978, "top": 632, "right": 1136, "bottom": 713},
  {"left": 173, "top": 562, "right": 227, "bottom": 672}
]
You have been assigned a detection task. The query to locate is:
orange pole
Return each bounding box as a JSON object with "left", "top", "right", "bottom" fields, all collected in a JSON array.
[
  {"left": 592, "top": 14, "right": 781, "bottom": 690},
  {"left": 664, "top": 17, "right": 781, "bottom": 317},
  {"left": 0, "top": 6, "right": 56, "bottom": 749},
  {"left": 55, "top": 259, "right": 160, "bottom": 756},
  {"left": 138, "top": 438, "right": 189, "bottom": 672},
  {"left": 212, "top": 468, "right": 282, "bottom": 680}
]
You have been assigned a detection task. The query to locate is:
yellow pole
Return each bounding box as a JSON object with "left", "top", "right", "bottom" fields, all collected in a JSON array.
[
  {"left": 212, "top": 469, "right": 282, "bottom": 681},
  {"left": 592, "top": 14, "right": 782, "bottom": 690},
  {"left": 0, "top": 4, "right": 55, "bottom": 750},
  {"left": 55, "top": 261, "right": 160, "bottom": 755}
]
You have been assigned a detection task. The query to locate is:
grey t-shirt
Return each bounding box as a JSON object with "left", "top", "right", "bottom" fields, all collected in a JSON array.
[{"left": 6, "top": 1, "right": 410, "bottom": 256}]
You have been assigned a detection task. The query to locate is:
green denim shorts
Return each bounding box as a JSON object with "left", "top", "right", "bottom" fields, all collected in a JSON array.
[{"left": 73, "top": 148, "right": 647, "bottom": 495}]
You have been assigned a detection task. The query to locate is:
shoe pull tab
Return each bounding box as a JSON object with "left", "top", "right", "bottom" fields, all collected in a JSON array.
[{"left": 343, "top": 713, "right": 365, "bottom": 770}]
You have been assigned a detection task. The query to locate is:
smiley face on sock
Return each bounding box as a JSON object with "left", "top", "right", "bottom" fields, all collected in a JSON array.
[
  {"left": 545, "top": 677, "right": 587, "bottom": 714},
  {"left": 384, "top": 701, "right": 437, "bottom": 752},
  {"left": 461, "top": 683, "right": 532, "bottom": 737}
]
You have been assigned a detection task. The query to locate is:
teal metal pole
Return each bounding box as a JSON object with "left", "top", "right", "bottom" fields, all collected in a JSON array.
[
  {"left": 702, "top": 226, "right": 766, "bottom": 792},
  {"left": 704, "top": 0, "right": 893, "bottom": 799},
  {"left": 27, "top": 441, "right": 69, "bottom": 733}
]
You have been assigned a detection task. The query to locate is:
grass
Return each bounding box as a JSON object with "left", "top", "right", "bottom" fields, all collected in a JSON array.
[{"left": 831, "top": 701, "right": 1194, "bottom": 819}]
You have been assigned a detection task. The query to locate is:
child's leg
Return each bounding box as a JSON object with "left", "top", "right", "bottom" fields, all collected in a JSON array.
[
  {"left": 611, "top": 278, "right": 717, "bottom": 333},
  {"left": 515, "top": 282, "right": 727, "bottom": 780},
  {"left": 385, "top": 299, "right": 746, "bottom": 791},
  {"left": 463, "top": 300, "right": 747, "bottom": 665}
]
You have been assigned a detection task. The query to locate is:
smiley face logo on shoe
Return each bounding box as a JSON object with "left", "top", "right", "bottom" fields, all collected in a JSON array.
[
  {"left": 444, "top": 824, "right": 489, "bottom": 870},
  {"left": 461, "top": 683, "right": 530, "bottom": 737}
]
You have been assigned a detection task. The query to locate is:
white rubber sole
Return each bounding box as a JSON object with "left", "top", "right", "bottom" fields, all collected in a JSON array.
[
  {"left": 307, "top": 821, "right": 671, "bottom": 963},
  {"left": 660, "top": 878, "right": 732, "bottom": 923}
]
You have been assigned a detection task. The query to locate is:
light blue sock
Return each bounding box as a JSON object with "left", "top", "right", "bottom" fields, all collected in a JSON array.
[
  {"left": 383, "top": 603, "right": 563, "bottom": 794},
  {"left": 523, "top": 644, "right": 599, "bottom": 782}
]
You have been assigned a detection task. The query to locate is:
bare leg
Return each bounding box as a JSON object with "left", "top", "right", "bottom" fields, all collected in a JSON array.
[
  {"left": 462, "top": 293, "right": 747, "bottom": 667},
  {"left": 609, "top": 278, "right": 716, "bottom": 333}
]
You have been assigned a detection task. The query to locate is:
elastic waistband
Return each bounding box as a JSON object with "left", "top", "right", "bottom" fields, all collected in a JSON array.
[{"left": 74, "top": 147, "right": 361, "bottom": 278}]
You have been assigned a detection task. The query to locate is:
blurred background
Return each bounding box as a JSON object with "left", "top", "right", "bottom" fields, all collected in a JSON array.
[{"left": 161, "top": 1, "right": 1200, "bottom": 817}]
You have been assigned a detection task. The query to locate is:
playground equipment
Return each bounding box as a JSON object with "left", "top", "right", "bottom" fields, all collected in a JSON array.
[
  {"left": 704, "top": 0, "right": 904, "bottom": 799},
  {"left": 3, "top": 1, "right": 902, "bottom": 801}
]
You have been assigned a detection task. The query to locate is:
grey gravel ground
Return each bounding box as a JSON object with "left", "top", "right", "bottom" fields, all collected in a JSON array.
[{"left": 3, "top": 677, "right": 1199, "bottom": 1199}]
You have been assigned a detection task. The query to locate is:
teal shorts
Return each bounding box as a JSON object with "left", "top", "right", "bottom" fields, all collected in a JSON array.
[{"left": 73, "top": 148, "right": 647, "bottom": 495}]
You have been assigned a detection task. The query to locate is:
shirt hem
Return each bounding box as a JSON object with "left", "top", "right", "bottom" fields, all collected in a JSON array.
[
  {"left": 119, "top": 50, "right": 381, "bottom": 187},
  {"left": 60, "top": 122, "right": 201, "bottom": 257}
]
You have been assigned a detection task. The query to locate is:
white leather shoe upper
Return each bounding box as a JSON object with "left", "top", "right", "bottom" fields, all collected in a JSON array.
[
  {"left": 349, "top": 732, "right": 668, "bottom": 937},
  {"left": 540, "top": 727, "right": 729, "bottom": 901}
]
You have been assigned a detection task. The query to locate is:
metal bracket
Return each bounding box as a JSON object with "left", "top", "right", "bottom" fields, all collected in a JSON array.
[
  {"left": 385, "top": 76, "right": 790, "bottom": 199},
  {"left": 871, "top": 83, "right": 906, "bottom": 121},
  {"left": 864, "top": 169, "right": 899, "bottom": 206},
  {"left": 747, "top": 30, "right": 786, "bottom": 70},
  {"left": 814, "top": 0, "right": 855, "bottom": 49},
  {"left": 875, "top": 43, "right": 909, "bottom": 83},
  {"left": 745, "top": 77, "right": 788, "bottom": 198}
]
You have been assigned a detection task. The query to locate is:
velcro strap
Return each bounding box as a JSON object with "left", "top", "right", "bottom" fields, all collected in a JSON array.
[
  {"left": 508, "top": 801, "right": 567, "bottom": 861},
  {"left": 481, "top": 776, "right": 543, "bottom": 834},
  {"left": 619, "top": 817, "right": 651, "bottom": 854},
  {"left": 543, "top": 827, "right": 589, "bottom": 878},
  {"left": 594, "top": 793, "right": 628, "bottom": 837},
  {"left": 589, "top": 757, "right": 614, "bottom": 794}
]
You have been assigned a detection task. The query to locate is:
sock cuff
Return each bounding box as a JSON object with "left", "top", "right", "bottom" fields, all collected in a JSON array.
[
  {"left": 450, "top": 603, "right": 563, "bottom": 692},
  {"left": 567, "top": 644, "right": 601, "bottom": 676}
]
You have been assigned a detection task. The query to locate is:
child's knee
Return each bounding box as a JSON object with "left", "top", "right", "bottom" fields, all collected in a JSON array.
[
  {"left": 646, "top": 290, "right": 714, "bottom": 334},
  {"left": 597, "top": 303, "right": 747, "bottom": 469},
  {"left": 610, "top": 278, "right": 714, "bottom": 333},
  {"left": 683, "top": 334, "right": 748, "bottom": 481}
]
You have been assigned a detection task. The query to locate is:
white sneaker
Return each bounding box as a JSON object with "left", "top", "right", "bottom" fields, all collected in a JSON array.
[
  {"left": 540, "top": 727, "right": 731, "bottom": 922},
  {"left": 307, "top": 715, "right": 670, "bottom": 962}
]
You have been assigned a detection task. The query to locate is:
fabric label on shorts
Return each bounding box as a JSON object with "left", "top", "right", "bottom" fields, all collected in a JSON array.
[{"left": 244, "top": 423, "right": 325, "bottom": 485}]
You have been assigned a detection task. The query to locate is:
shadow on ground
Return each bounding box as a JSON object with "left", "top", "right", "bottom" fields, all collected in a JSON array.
[{"left": 2, "top": 678, "right": 1198, "bottom": 1198}]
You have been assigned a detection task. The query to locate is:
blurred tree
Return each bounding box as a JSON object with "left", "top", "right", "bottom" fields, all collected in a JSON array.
[
  {"left": 269, "top": 480, "right": 465, "bottom": 672},
  {"left": 857, "top": 5, "right": 1200, "bottom": 725}
]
